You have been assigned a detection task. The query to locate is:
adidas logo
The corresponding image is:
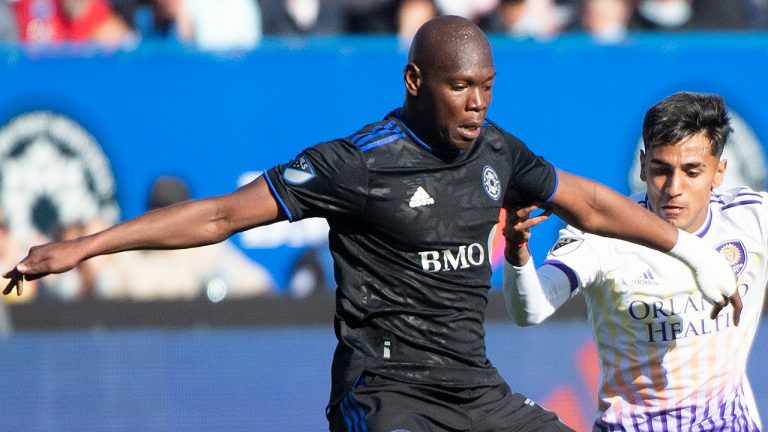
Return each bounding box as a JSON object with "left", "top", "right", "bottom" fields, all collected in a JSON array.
[
  {"left": 633, "top": 269, "right": 659, "bottom": 286},
  {"left": 409, "top": 186, "right": 435, "bottom": 208}
]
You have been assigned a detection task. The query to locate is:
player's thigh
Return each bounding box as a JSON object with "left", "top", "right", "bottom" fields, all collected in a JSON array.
[
  {"left": 472, "top": 384, "right": 574, "bottom": 432},
  {"left": 327, "top": 374, "right": 471, "bottom": 432}
]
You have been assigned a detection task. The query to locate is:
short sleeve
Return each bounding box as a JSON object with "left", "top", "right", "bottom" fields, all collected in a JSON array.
[
  {"left": 265, "top": 140, "right": 368, "bottom": 221},
  {"left": 502, "top": 132, "right": 558, "bottom": 207}
]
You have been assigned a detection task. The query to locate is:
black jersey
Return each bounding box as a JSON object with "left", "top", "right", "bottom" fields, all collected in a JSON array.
[{"left": 265, "top": 109, "right": 557, "bottom": 406}]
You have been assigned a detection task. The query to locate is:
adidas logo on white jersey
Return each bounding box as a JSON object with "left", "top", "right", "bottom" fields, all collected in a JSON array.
[
  {"left": 409, "top": 186, "right": 435, "bottom": 208},
  {"left": 633, "top": 269, "right": 659, "bottom": 286}
]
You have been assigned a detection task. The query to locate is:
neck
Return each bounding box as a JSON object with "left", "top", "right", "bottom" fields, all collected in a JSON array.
[{"left": 399, "top": 103, "right": 457, "bottom": 155}]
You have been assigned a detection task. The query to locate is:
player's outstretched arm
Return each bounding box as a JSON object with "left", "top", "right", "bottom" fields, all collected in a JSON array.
[
  {"left": 548, "top": 170, "right": 739, "bottom": 322},
  {"left": 2, "top": 176, "right": 284, "bottom": 296}
]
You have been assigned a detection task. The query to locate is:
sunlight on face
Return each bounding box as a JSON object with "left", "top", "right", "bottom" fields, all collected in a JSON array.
[{"left": 641, "top": 133, "right": 727, "bottom": 233}]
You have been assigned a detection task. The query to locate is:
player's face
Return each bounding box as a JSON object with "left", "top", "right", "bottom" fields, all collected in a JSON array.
[
  {"left": 641, "top": 133, "right": 727, "bottom": 233},
  {"left": 420, "top": 55, "right": 495, "bottom": 151}
]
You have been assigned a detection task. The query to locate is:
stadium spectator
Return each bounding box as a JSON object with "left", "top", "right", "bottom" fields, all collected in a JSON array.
[
  {"left": 0, "top": 208, "right": 37, "bottom": 303},
  {"left": 119, "top": 0, "right": 261, "bottom": 50},
  {"left": 12, "top": 0, "right": 133, "bottom": 44},
  {"left": 569, "top": 0, "right": 632, "bottom": 44},
  {"left": 395, "top": 0, "right": 437, "bottom": 45},
  {"left": 747, "top": 0, "right": 768, "bottom": 28},
  {"left": 261, "top": 0, "right": 346, "bottom": 35},
  {"left": 0, "top": 0, "right": 18, "bottom": 41},
  {"left": 630, "top": 0, "right": 752, "bottom": 31},
  {"left": 489, "top": 0, "right": 569, "bottom": 39},
  {"left": 341, "top": 0, "right": 398, "bottom": 33},
  {"left": 95, "top": 175, "right": 276, "bottom": 301},
  {"left": 504, "top": 92, "right": 758, "bottom": 430},
  {"left": 3, "top": 16, "right": 738, "bottom": 431},
  {"left": 434, "top": 0, "right": 498, "bottom": 22}
]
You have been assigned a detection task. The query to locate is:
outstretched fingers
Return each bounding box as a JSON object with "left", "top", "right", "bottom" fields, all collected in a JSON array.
[
  {"left": 709, "top": 289, "right": 742, "bottom": 326},
  {"left": 2, "top": 269, "right": 23, "bottom": 296}
]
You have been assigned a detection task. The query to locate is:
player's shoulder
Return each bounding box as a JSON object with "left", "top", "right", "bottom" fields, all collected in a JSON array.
[
  {"left": 480, "top": 118, "right": 525, "bottom": 147},
  {"left": 710, "top": 186, "right": 768, "bottom": 213},
  {"left": 342, "top": 110, "right": 408, "bottom": 154}
]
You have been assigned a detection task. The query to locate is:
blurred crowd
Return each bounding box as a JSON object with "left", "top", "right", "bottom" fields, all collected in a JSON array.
[
  {"left": 0, "top": 176, "right": 276, "bottom": 303},
  {"left": 0, "top": 0, "right": 766, "bottom": 305},
  {"left": 0, "top": 0, "right": 766, "bottom": 49}
]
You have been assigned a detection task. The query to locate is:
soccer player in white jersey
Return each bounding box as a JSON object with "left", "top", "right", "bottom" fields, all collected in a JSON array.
[{"left": 504, "top": 92, "right": 762, "bottom": 431}]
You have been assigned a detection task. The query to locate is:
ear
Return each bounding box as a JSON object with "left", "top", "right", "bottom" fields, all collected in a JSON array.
[
  {"left": 404, "top": 63, "right": 421, "bottom": 97},
  {"left": 639, "top": 150, "right": 647, "bottom": 183},
  {"left": 712, "top": 158, "right": 727, "bottom": 189}
]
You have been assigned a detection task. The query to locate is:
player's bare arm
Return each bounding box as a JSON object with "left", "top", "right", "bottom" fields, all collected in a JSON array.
[
  {"left": 546, "top": 169, "right": 740, "bottom": 323},
  {"left": 3, "top": 175, "right": 283, "bottom": 295}
]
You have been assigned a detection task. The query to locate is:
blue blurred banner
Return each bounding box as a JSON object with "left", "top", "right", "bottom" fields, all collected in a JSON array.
[
  {"left": 1, "top": 321, "right": 766, "bottom": 431},
  {"left": 1, "top": 35, "right": 767, "bottom": 290}
]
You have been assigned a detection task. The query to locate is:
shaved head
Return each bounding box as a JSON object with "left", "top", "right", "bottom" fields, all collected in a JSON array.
[
  {"left": 408, "top": 16, "right": 493, "bottom": 79},
  {"left": 401, "top": 16, "right": 496, "bottom": 152}
]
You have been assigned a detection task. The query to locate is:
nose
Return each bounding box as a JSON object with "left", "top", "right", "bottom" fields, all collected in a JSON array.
[
  {"left": 466, "top": 86, "right": 488, "bottom": 112},
  {"left": 665, "top": 172, "right": 683, "bottom": 196}
]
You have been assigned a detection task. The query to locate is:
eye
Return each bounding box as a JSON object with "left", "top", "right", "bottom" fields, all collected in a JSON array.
[{"left": 687, "top": 170, "right": 701, "bottom": 178}]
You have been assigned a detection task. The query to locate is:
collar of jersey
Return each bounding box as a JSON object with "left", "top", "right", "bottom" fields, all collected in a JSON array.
[{"left": 392, "top": 108, "right": 466, "bottom": 158}]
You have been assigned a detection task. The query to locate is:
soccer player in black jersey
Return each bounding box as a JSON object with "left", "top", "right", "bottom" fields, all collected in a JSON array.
[{"left": 4, "top": 16, "right": 736, "bottom": 432}]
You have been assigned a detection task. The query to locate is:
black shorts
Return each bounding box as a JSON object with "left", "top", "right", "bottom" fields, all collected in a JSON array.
[{"left": 326, "top": 373, "right": 575, "bottom": 432}]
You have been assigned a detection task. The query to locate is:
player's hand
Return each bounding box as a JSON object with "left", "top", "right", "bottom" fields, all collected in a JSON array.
[
  {"left": 709, "top": 289, "right": 742, "bottom": 326},
  {"left": 2, "top": 241, "right": 84, "bottom": 296},
  {"left": 668, "top": 230, "right": 737, "bottom": 309},
  {"left": 503, "top": 204, "right": 551, "bottom": 246}
]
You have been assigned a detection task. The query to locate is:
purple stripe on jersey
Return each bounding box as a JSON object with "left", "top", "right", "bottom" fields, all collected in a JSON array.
[
  {"left": 264, "top": 173, "right": 294, "bottom": 221},
  {"left": 709, "top": 189, "right": 724, "bottom": 205},
  {"left": 351, "top": 120, "right": 396, "bottom": 144},
  {"left": 360, "top": 133, "right": 405, "bottom": 151},
  {"left": 691, "top": 401, "right": 698, "bottom": 428},
  {"left": 695, "top": 207, "right": 713, "bottom": 238},
  {"left": 736, "top": 191, "right": 762, "bottom": 198},
  {"left": 700, "top": 403, "right": 712, "bottom": 428},
  {"left": 722, "top": 199, "right": 762, "bottom": 210},
  {"left": 720, "top": 397, "right": 731, "bottom": 429},
  {"left": 646, "top": 414, "right": 656, "bottom": 432},
  {"left": 659, "top": 410, "right": 669, "bottom": 431},
  {"left": 542, "top": 259, "right": 578, "bottom": 292}
]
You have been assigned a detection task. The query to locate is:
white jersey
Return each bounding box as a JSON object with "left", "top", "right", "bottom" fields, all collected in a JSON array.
[{"left": 545, "top": 187, "right": 767, "bottom": 431}]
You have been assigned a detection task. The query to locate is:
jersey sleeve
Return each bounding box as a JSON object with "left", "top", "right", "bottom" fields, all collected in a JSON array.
[
  {"left": 542, "top": 225, "right": 602, "bottom": 293},
  {"left": 264, "top": 140, "right": 367, "bottom": 221},
  {"left": 501, "top": 132, "right": 558, "bottom": 206}
]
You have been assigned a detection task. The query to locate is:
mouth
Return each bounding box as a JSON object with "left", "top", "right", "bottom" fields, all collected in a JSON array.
[
  {"left": 660, "top": 205, "right": 685, "bottom": 216},
  {"left": 457, "top": 122, "right": 482, "bottom": 141}
]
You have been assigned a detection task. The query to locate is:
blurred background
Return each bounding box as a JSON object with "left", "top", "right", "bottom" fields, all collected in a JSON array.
[{"left": 0, "top": 0, "right": 767, "bottom": 430}]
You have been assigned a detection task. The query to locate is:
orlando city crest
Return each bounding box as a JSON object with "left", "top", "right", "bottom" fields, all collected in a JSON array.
[{"left": 716, "top": 240, "right": 747, "bottom": 276}]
